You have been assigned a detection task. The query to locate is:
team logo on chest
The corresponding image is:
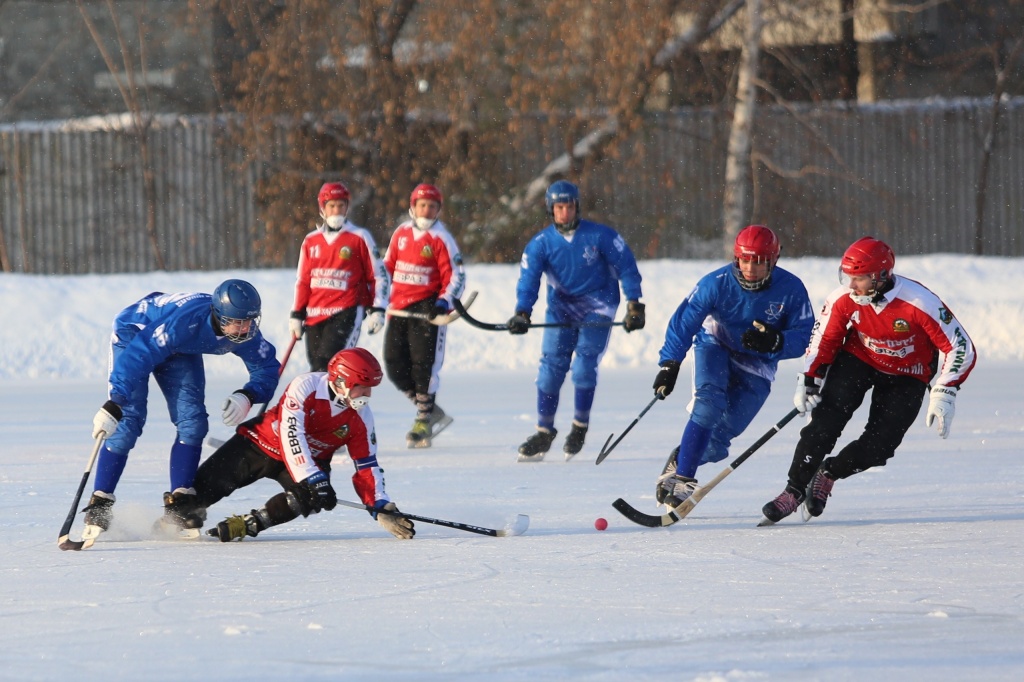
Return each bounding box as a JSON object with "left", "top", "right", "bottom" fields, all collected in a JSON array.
[
  {"left": 763, "top": 302, "right": 785, "bottom": 322},
  {"left": 333, "top": 425, "right": 350, "bottom": 440},
  {"left": 420, "top": 245, "right": 434, "bottom": 259},
  {"left": 893, "top": 318, "right": 910, "bottom": 333},
  {"left": 582, "top": 245, "right": 599, "bottom": 265},
  {"left": 339, "top": 246, "right": 352, "bottom": 260}
]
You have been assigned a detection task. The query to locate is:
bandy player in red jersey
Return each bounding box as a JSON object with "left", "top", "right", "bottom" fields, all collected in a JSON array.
[
  {"left": 290, "top": 182, "right": 391, "bottom": 372},
  {"left": 193, "top": 348, "right": 415, "bottom": 541},
  {"left": 761, "top": 237, "right": 976, "bottom": 524},
  {"left": 382, "top": 183, "right": 467, "bottom": 448}
]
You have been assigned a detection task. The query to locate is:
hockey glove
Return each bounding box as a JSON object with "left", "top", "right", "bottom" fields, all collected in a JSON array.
[
  {"left": 507, "top": 311, "right": 531, "bottom": 335},
  {"left": 925, "top": 385, "right": 957, "bottom": 439},
  {"left": 92, "top": 400, "right": 123, "bottom": 439},
  {"left": 288, "top": 311, "right": 305, "bottom": 340},
  {"left": 372, "top": 501, "right": 416, "bottom": 540},
  {"left": 741, "top": 319, "right": 782, "bottom": 354},
  {"left": 300, "top": 471, "right": 337, "bottom": 513},
  {"left": 365, "top": 307, "right": 385, "bottom": 335},
  {"left": 794, "top": 374, "right": 824, "bottom": 414},
  {"left": 221, "top": 390, "right": 254, "bottom": 427},
  {"left": 653, "top": 360, "right": 681, "bottom": 399},
  {"left": 623, "top": 301, "right": 646, "bottom": 333},
  {"left": 430, "top": 300, "right": 450, "bottom": 321}
]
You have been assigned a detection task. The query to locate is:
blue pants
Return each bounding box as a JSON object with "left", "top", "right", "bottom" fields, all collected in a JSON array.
[
  {"left": 676, "top": 341, "right": 771, "bottom": 476},
  {"left": 535, "top": 312, "right": 611, "bottom": 427},
  {"left": 96, "top": 331, "right": 210, "bottom": 493}
]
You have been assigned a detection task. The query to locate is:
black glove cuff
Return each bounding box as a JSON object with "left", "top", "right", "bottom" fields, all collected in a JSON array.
[
  {"left": 369, "top": 307, "right": 385, "bottom": 315},
  {"left": 101, "top": 400, "right": 123, "bottom": 421},
  {"left": 290, "top": 310, "right": 306, "bottom": 321},
  {"left": 235, "top": 388, "right": 257, "bottom": 404}
]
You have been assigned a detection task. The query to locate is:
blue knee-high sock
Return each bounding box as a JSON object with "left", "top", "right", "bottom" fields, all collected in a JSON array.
[
  {"left": 93, "top": 445, "right": 129, "bottom": 495},
  {"left": 676, "top": 420, "right": 712, "bottom": 478},
  {"left": 537, "top": 390, "right": 559, "bottom": 430},
  {"left": 573, "top": 386, "right": 595, "bottom": 425},
  {"left": 169, "top": 441, "right": 202, "bottom": 491}
]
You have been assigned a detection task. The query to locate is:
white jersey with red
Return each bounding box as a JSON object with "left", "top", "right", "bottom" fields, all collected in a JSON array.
[
  {"left": 383, "top": 219, "right": 466, "bottom": 310},
  {"left": 804, "top": 275, "right": 976, "bottom": 388},
  {"left": 238, "top": 372, "right": 388, "bottom": 507},
  {"left": 292, "top": 222, "right": 390, "bottom": 326}
]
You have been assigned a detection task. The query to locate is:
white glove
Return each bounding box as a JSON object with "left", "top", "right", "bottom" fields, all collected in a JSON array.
[
  {"left": 794, "top": 374, "right": 823, "bottom": 414},
  {"left": 92, "top": 400, "right": 122, "bottom": 439},
  {"left": 221, "top": 391, "right": 252, "bottom": 427},
  {"left": 288, "top": 317, "right": 304, "bottom": 340},
  {"left": 375, "top": 502, "right": 415, "bottom": 539},
  {"left": 925, "top": 385, "right": 957, "bottom": 438},
  {"left": 365, "top": 308, "right": 385, "bottom": 335}
]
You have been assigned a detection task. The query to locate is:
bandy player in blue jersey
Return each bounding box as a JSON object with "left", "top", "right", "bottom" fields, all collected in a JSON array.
[{"left": 652, "top": 226, "right": 815, "bottom": 508}]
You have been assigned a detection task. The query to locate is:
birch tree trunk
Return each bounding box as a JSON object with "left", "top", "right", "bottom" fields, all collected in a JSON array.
[{"left": 721, "top": 0, "right": 763, "bottom": 257}]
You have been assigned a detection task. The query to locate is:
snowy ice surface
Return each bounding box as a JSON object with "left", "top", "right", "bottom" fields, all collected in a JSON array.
[{"left": 2, "top": 257, "right": 1023, "bottom": 681}]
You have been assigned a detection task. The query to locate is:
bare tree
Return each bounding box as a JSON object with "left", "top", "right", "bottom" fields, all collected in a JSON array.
[{"left": 76, "top": 0, "right": 166, "bottom": 270}]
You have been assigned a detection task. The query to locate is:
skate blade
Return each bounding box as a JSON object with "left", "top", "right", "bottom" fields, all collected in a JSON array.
[
  {"left": 757, "top": 516, "right": 777, "bottom": 527},
  {"left": 430, "top": 415, "right": 454, "bottom": 436},
  {"left": 517, "top": 452, "right": 545, "bottom": 463},
  {"left": 152, "top": 518, "right": 203, "bottom": 540},
  {"left": 407, "top": 439, "right": 432, "bottom": 449}
]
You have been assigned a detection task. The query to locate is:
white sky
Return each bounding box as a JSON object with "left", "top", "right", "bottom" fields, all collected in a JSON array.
[{"left": 2, "top": 256, "right": 1023, "bottom": 680}]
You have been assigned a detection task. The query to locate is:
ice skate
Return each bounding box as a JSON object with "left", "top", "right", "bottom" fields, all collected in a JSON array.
[
  {"left": 517, "top": 427, "right": 557, "bottom": 462},
  {"left": 153, "top": 487, "right": 205, "bottom": 539},
  {"left": 207, "top": 513, "right": 261, "bottom": 542},
  {"left": 759, "top": 486, "right": 805, "bottom": 526},
  {"left": 81, "top": 491, "right": 115, "bottom": 542},
  {"left": 406, "top": 419, "right": 432, "bottom": 448},
  {"left": 562, "top": 421, "right": 588, "bottom": 461},
  {"left": 655, "top": 472, "right": 698, "bottom": 509},
  {"left": 801, "top": 468, "right": 836, "bottom": 521}
]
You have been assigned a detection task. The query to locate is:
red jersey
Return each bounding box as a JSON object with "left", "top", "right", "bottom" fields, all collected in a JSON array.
[
  {"left": 383, "top": 219, "right": 466, "bottom": 310},
  {"left": 292, "top": 223, "right": 390, "bottom": 326},
  {"left": 238, "top": 372, "right": 389, "bottom": 507},
  {"left": 805, "top": 276, "right": 976, "bottom": 388}
]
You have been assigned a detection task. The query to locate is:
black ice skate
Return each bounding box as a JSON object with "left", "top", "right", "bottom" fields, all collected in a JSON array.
[
  {"left": 802, "top": 468, "right": 836, "bottom": 520},
  {"left": 153, "top": 487, "right": 205, "bottom": 539},
  {"left": 81, "top": 491, "right": 115, "bottom": 543},
  {"left": 759, "top": 486, "right": 805, "bottom": 526},
  {"left": 562, "top": 421, "right": 589, "bottom": 461},
  {"left": 517, "top": 427, "right": 557, "bottom": 462},
  {"left": 208, "top": 513, "right": 261, "bottom": 542}
]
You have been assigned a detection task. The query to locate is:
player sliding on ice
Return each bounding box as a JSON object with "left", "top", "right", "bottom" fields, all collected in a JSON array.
[
  {"left": 194, "top": 348, "right": 415, "bottom": 541},
  {"left": 760, "top": 237, "right": 977, "bottom": 524}
]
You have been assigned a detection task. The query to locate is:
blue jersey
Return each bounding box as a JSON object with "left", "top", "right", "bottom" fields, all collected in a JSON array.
[
  {"left": 514, "top": 220, "right": 643, "bottom": 321},
  {"left": 107, "top": 291, "right": 280, "bottom": 406},
  {"left": 659, "top": 265, "right": 814, "bottom": 382}
]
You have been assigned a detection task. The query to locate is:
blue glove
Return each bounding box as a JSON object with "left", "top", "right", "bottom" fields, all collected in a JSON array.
[
  {"left": 430, "top": 300, "right": 450, "bottom": 321},
  {"left": 300, "top": 471, "right": 337, "bottom": 512}
]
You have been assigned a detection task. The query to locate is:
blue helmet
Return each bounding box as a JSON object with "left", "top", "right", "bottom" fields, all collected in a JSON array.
[
  {"left": 211, "top": 279, "right": 262, "bottom": 343},
  {"left": 544, "top": 180, "right": 580, "bottom": 217}
]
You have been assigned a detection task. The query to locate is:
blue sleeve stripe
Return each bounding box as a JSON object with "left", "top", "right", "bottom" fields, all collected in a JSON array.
[{"left": 354, "top": 455, "right": 379, "bottom": 470}]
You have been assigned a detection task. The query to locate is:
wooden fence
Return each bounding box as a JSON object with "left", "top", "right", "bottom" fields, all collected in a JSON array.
[{"left": 1, "top": 98, "right": 1021, "bottom": 274}]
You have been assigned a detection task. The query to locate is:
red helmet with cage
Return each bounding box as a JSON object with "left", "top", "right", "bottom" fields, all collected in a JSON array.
[
  {"left": 327, "top": 348, "right": 383, "bottom": 410},
  {"left": 733, "top": 225, "right": 780, "bottom": 291},
  {"left": 841, "top": 237, "right": 895, "bottom": 281},
  {"left": 328, "top": 348, "right": 383, "bottom": 389},
  {"left": 318, "top": 182, "right": 351, "bottom": 213},
  {"left": 409, "top": 183, "right": 443, "bottom": 206}
]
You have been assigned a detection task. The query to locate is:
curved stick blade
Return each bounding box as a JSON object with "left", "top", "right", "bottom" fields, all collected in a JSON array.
[{"left": 499, "top": 514, "right": 530, "bottom": 537}]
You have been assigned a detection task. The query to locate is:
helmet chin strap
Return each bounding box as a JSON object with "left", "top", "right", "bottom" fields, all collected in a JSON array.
[{"left": 329, "top": 381, "right": 368, "bottom": 410}]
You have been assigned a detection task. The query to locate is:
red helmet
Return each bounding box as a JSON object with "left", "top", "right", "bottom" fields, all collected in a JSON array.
[
  {"left": 318, "top": 182, "right": 351, "bottom": 213},
  {"left": 410, "top": 183, "right": 443, "bottom": 206},
  {"left": 733, "top": 225, "right": 780, "bottom": 291},
  {"left": 734, "top": 225, "right": 780, "bottom": 264},
  {"left": 327, "top": 348, "right": 383, "bottom": 389},
  {"left": 841, "top": 237, "right": 895, "bottom": 281}
]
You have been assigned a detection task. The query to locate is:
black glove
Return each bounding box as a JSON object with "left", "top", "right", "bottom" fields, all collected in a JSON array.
[
  {"left": 741, "top": 319, "right": 782, "bottom": 354},
  {"left": 623, "top": 301, "right": 646, "bottom": 333},
  {"left": 507, "top": 311, "right": 531, "bottom": 335},
  {"left": 430, "top": 300, "right": 450, "bottom": 321},
  {"left": 300, "top": 471, "right": 337, "bottom": 513},
  {"left": 653, "top": 360, "right": 681, "bottom": 399}
]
